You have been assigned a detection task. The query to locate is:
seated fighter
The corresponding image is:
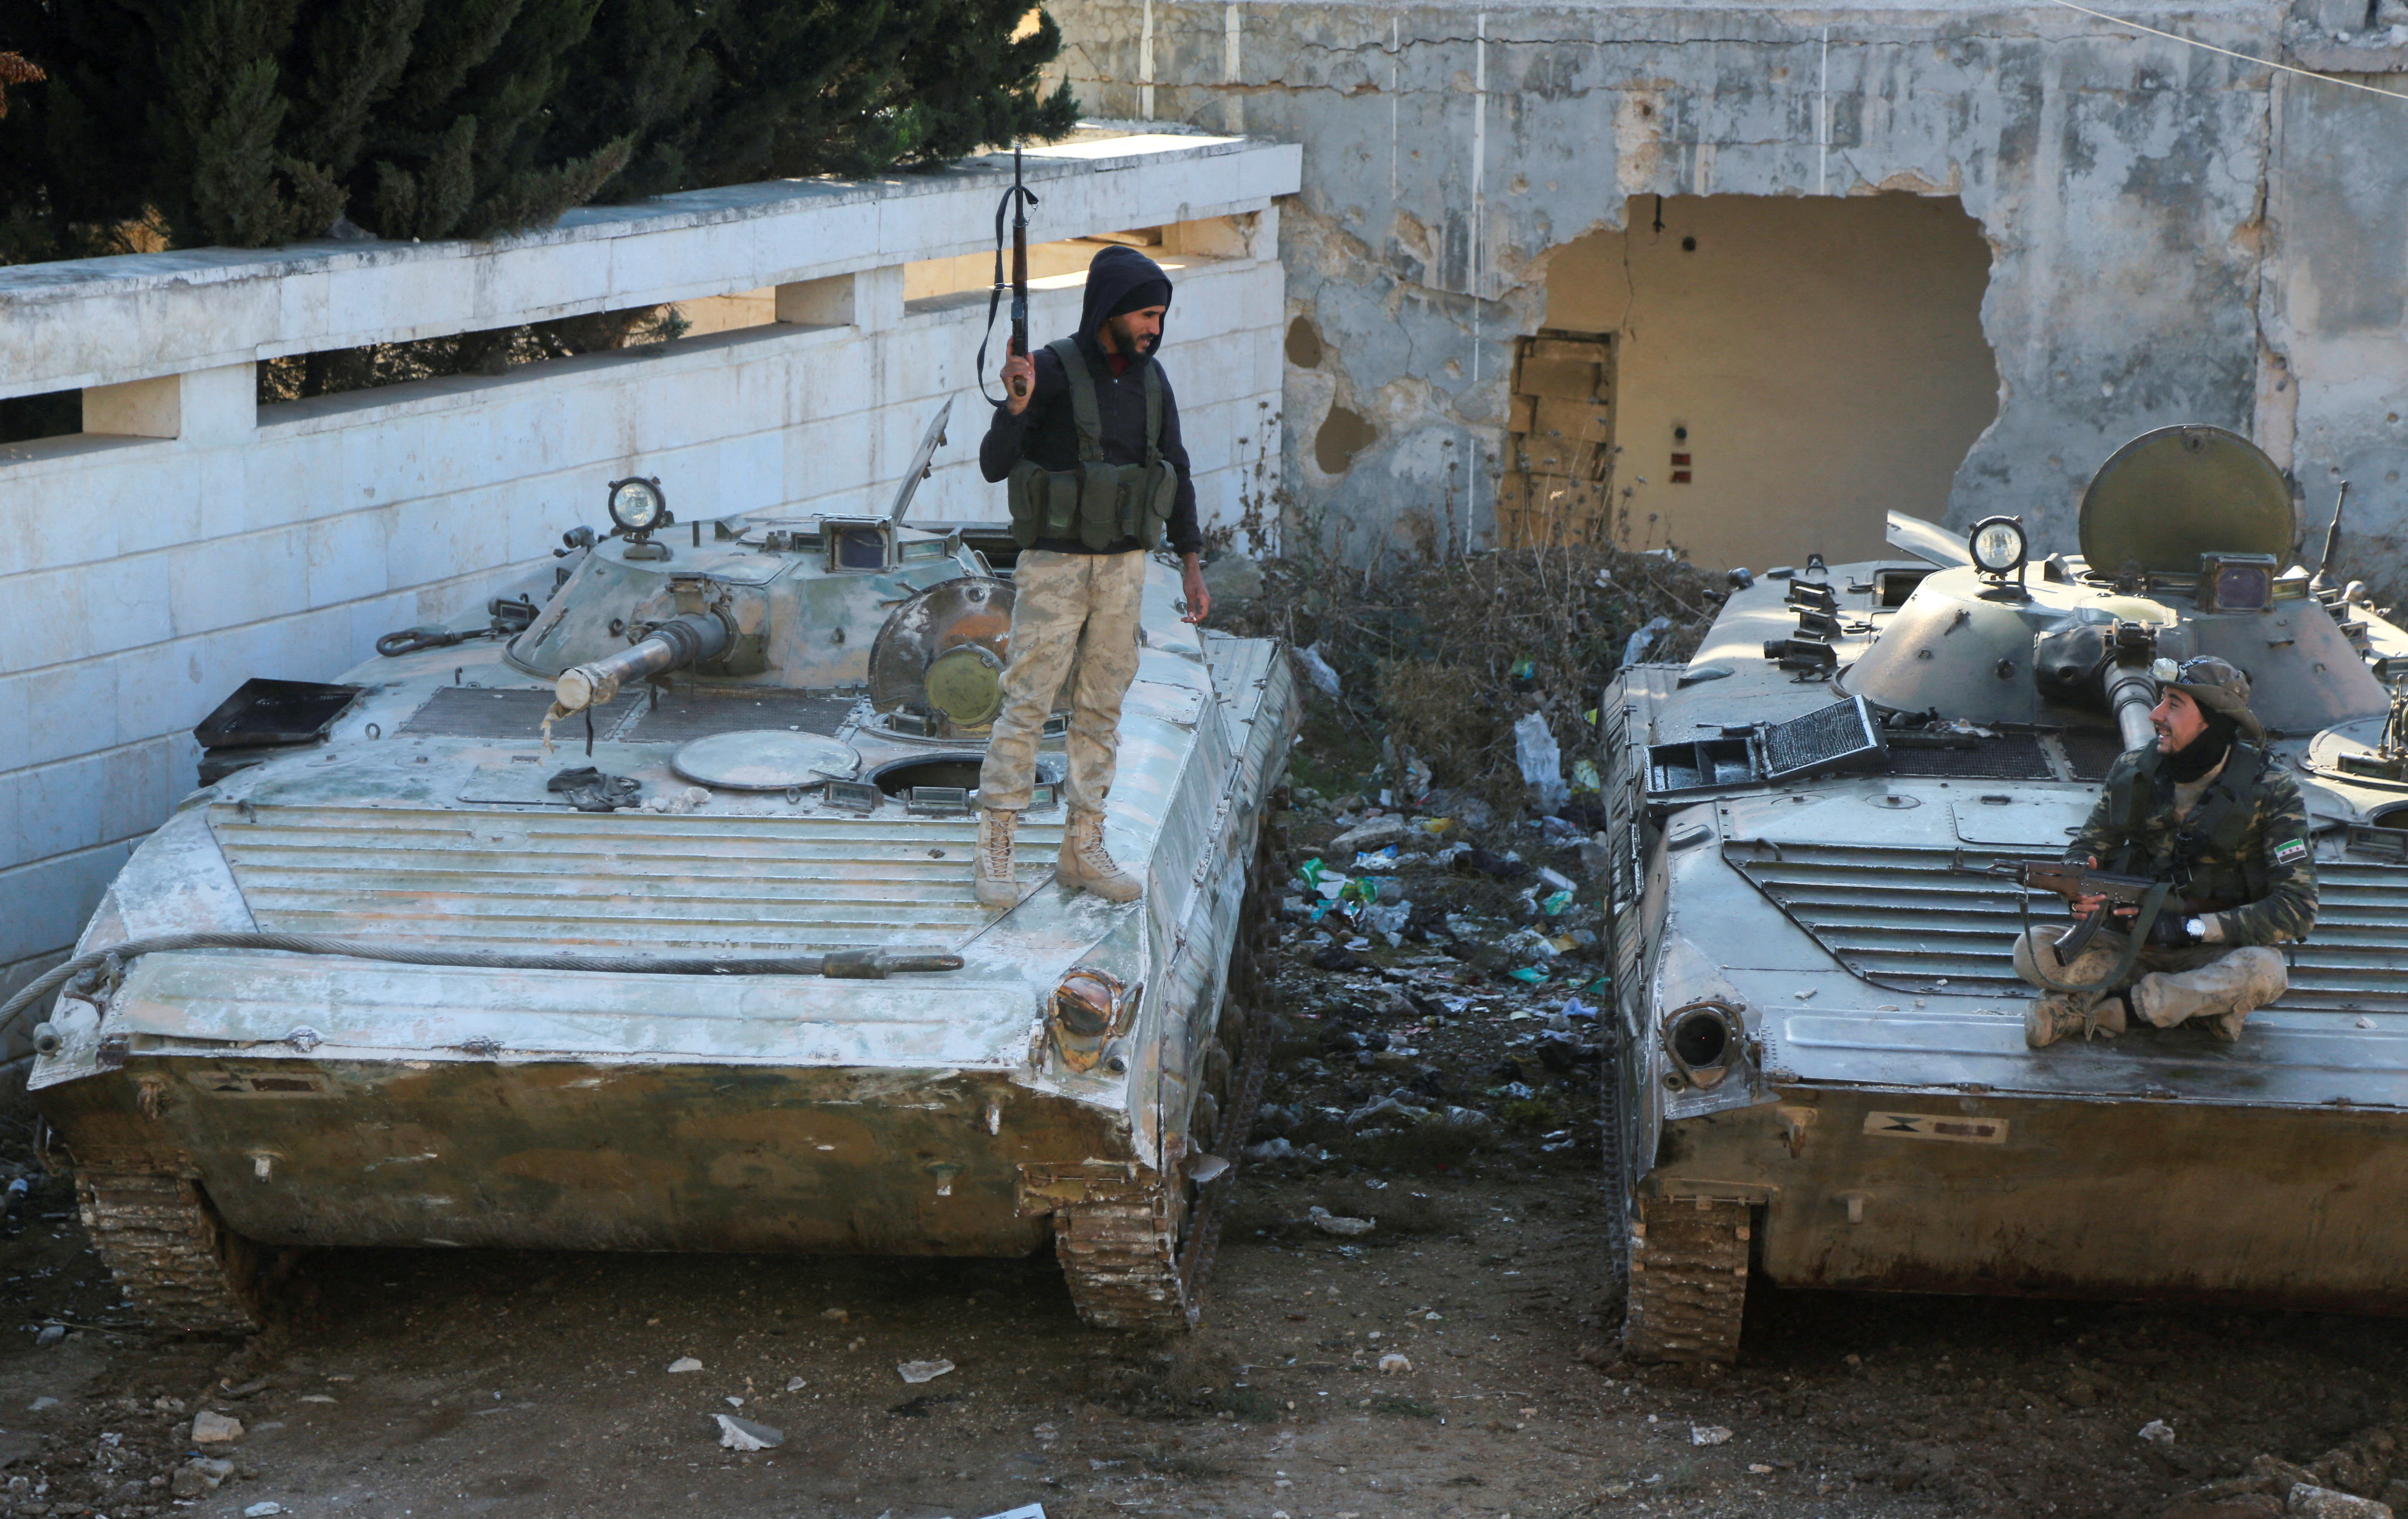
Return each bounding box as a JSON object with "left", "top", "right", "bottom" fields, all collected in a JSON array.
[{"left": 2016, "top": 656, "right": 2318, "bottom": 1047}]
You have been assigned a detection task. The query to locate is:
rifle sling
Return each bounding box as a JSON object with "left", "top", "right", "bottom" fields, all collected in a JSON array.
[{"left": 2019, "top": 880, "right": 2174, "bottom": 998}]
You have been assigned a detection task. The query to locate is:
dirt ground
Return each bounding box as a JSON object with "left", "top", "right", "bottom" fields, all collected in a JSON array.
[{"left": 7, "top": 803, "right": 2408, "bottom": 1519}]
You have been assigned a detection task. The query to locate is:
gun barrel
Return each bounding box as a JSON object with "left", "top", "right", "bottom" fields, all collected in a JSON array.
[
  {"left": 553, "top": 611, "right": 730, "bottom": 714},
  {"left": 2103, "top": 661, "right": 2158, "bottom": 752}
]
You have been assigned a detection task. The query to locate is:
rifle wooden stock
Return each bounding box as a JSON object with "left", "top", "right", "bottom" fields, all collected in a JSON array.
[{"left": 1987, "top": 860, "right": 2171, "bottom": 959}]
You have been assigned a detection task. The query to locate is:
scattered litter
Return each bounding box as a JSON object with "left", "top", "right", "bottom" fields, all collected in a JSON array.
[
  {"left": 1330, "top": 816, "right": 1410, "bottom": 853},
  {"left": 1507, "top": 967, "right": 1550, "bottom": 985},
  {"left": 243, "top": 1503, "right": 285, "bottom": 1517},
  {"left": 27, "top": 1397, "right": 58, "bottom": 1412},
  {"left": 1306, "top": 1206, "right": 1375, "bottom": 1237},
  {"left": 1378, "top": 1352, "right": 1412, "bottom": 1374},
  {"left": 1691, "top": 1424, "right": 1732, "bottom": 1446},
  {"left": 1359, "top": 900, "right": 1412, "bottom": 941},
  {"left": 785, "top": 1377, "right": 807, "bottom": 1392},
  {"left": 1535, "top": 865, "right": 1577, "bottom": 893},
  {"left": 190, "top": 1410, "right": 243, "bottom": 1444},
  {"left": 2138, "top": 1419, "right": 2175, "bottom": 1445},
  {"left": 1452, "top": 845, "right": 1531, "bottom": 881},
  {"left": 32, "top": 1326, "right": 63, "bottom": 1348},
  {"left": 640, "top": 785, "right": 712, "bottom": 815},
  {"left": 1623, "top": 615, "right": 1674, "bottom": 667},
  {"left": 1345, "top": 1096, "right": 1429, "bottom": 1129},
  {"left": 1513, "top": 713, "right": 1569, "bottom": 809},
  {"left": 1352, "top": 844, "right": 1401, "bottom": 872},
  {"left": 715, "top": 1413, "right": 785, "bottom": 1451},
  {"left": 1245, "top": 1137, "right": 1296, "bottom": 1162},
  {"left": 896, "top": 1359, "right": 956, "bottom": 1385},
  {"left": 298, "top": 1394, "right": 337, "bottom": 1404},
  {"left": 1748, "top": 1463, "right": 1775, "bottom": 1474},
  {"left": 1312, "top": 942, "right": 1367, "bottom": 973},
  {"left": 666, "top": 1357, "right": 704, "bottom": 1374},
  {"left": 725, "top": 1396, "right": 744, "bottom": 1407},
  {"left": 1295, "top": 643, "right": 1343, "bottom": 700}
]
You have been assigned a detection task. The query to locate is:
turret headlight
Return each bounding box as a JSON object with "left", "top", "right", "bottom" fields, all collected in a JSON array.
[
  {"left": 607, "top": 476, "right": 669, "bottom": 534},
  {"left": 1968, "top": 516, "right": 2027, "bottom": 576}
]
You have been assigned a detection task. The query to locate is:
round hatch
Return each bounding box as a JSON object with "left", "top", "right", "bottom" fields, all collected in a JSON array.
[
  {"left": 2078, "top": 425, "right": 2296, "bottom": 576},
  {"left": 671, "top": 730, "right": 860, "bottom": 790}
]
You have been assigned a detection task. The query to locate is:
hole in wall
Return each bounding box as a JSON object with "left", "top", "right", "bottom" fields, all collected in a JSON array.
[
  {"left": 1285, "top": 315, "right": 1325, "bottom": 369},
  {"left": 1525, "top": 191, "right": 1998, "bottom": 568},
  {"left": 1315, "top": 404, "right": 1377, "bottom": 475}
]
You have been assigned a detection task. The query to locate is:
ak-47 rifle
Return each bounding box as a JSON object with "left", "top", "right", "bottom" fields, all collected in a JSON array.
[
  {"left": 980, "top": 146, "right": 1040, "bottom": 404},
  {"left": 1988, "top": 859, "right": 2193, "bottom": 958}
]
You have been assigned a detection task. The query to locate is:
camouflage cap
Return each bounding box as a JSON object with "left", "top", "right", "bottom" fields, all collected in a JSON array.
[{"left": 2149, "top": 654, "right": 2264, "bottom": 739}]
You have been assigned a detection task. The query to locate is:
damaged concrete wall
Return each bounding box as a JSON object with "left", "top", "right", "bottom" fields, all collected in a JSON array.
[
  {"left": 2263, "top": 73, "right": 2408, "bottom": 593},
  {"left": 1055, "top": 0, "right": 2408, "bottom": 582},
  {"left": 1542, "top": 193, "right": 1999, "bottom": 568}
]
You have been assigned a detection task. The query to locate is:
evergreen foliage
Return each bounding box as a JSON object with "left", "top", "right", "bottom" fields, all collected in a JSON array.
[{"left": 0, "top": 0, "right": 1077, "bottom": 258}]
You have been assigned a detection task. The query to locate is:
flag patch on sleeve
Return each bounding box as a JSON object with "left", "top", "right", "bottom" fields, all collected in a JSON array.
[{"left": 2274, "top": 837, "right": 2309, "bottom": 865}]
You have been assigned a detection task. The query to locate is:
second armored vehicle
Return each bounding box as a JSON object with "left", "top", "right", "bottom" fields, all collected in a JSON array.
[{"left": 1594, "top": 426, "right": 2408, "bottom": 1360}]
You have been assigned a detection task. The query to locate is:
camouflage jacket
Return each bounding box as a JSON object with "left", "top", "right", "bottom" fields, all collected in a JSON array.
[{"left": 2064, "top": 741, "right": 2318, "bottom": 945}]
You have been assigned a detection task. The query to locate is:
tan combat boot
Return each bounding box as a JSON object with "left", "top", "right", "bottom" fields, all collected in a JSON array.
[
  {"left": 2024, "top": 992, "right": 2126, "bottom": 1048},
  {"left": 1057, "top": 808, "right": 1142, "bottom": 903},
  {"left": 2130, "top": 947, "right": 2287, "bottom": 1041},
  {"left": 975, "top": 808, "right": 1022, "bottom": 911}
]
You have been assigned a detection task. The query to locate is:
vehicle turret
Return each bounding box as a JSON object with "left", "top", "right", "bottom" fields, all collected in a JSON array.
[{"left": 1810, "top": 425, "right": 2388, "bottom": 739}]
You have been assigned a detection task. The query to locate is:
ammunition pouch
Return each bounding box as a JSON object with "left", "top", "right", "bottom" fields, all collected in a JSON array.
[{"left": 1003, "top": 337, "right": 1178, "bottom": 550}]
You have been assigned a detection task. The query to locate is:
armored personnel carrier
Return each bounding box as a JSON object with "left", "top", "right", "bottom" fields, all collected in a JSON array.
[
  {"left": 12, "top": 433, "right": 1297, "bottom": 1334},
  {"left": 1593, "top": 425, "right": 2408, "bottom": 1361}
]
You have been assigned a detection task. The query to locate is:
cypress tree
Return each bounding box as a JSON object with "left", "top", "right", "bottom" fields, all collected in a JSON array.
[{"left": 0, "top": 0, "right": 1075, "bottom": 255}]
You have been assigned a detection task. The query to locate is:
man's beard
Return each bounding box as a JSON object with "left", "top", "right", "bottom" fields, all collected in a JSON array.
[{"left": 2162, "top": 709, "right": 2242, "bottom": 783}]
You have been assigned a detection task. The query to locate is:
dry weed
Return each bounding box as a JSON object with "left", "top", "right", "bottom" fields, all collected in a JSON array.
[{"left": 1220, "top": 510, "right": 1727, "bottom": 809}]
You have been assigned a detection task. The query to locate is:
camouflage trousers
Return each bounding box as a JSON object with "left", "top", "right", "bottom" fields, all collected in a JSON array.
[
  {"left": 979, "top": 549, "right": 1147, "bottom": 814},
  {"left": 2013, "top": 926, "right": 2288, "bottom": 1027}
]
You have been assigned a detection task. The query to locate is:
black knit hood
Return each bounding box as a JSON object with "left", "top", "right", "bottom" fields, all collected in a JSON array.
[{"left": 1079, "top": 244, "right": 1173, "bottom": 349}]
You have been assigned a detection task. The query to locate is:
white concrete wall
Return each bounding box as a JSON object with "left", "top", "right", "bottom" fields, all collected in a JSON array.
[{"left": 0, "top": 130, "right": 1300, "bottom": 1009}]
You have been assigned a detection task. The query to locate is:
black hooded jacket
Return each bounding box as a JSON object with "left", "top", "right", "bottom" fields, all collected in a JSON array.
[{"left": 979, "top": 244, "right": 1202, "bottom": 556}]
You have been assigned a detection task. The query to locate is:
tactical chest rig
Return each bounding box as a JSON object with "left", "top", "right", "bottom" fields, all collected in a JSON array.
[
  {"left": 1007, "top": 338, "right": 1179, "bottom": 551},
  {"left": 2099, "top": 742, "right": 2271, "bottom": 911}
]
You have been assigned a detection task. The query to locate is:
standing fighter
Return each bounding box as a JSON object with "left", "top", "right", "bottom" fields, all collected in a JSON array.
[{"left": 972, "top": 243, "right": 1209, "bottom": 909}]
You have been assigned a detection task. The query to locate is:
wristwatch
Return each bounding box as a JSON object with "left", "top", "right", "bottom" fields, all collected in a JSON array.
[{"left": 2184, "top": 915, "right": 2209, "bottom": 942}]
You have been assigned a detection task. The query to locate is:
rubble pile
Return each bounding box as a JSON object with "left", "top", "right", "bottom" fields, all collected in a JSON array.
[{"left": 2164, "top": 1425, "right": 2408, "bottom": 1519}]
